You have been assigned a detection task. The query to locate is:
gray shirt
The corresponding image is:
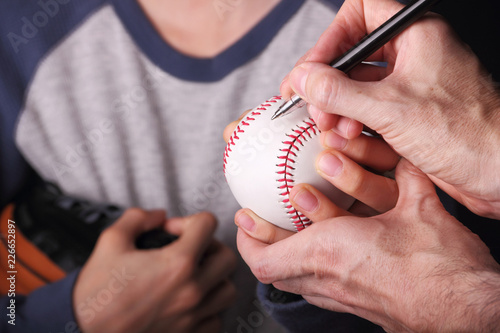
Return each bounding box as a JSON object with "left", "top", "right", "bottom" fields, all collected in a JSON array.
[{"left": 15, "top": 0, "right": 340, "bottom": 331}]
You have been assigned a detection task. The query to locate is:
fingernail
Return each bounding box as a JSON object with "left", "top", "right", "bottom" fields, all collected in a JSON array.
[
  {"left": 318, "top": 153, "right": 343, "bottom": 177},
  {"left": 236, "top": 212, "right": 255, "bottom": 232},
  {"left": 293, "top": 188, "right": 318, "bottom": 212},
  {"left": 323, "top": 131, "right": 347, "bottom": 150},
  {"left": 290, "top": 65, "right": 308, "bottom": 97}
]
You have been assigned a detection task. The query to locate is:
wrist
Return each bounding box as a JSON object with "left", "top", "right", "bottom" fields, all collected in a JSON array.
[
  {"left": 404, "top": 268, "right": 500, "bottom": 332},
  {"left": 446, "top": 270, "right": 500, "bottom": 332}
]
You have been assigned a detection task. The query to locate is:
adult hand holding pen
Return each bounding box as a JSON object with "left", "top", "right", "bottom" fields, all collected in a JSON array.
[
  {"left": 234, "top": 1, "right": 500, "bottom": 331},
  {"left": 281, "top": 0, "right": 500, "bottom": 219}
]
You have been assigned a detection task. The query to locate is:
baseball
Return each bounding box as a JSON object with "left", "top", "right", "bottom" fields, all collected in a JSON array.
[{"left": 224, "top": 96, "right": 355, "bottom": 232}]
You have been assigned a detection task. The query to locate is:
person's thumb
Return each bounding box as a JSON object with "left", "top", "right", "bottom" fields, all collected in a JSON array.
[
  {"left": 289, "top": 62, "right": 385, "bottom": 129},
  {"left": 393, "top": 159, "right": 442, "bottom": 210},
  {"left": 102, "top": 208, "right": 167, "bottom": 251}
]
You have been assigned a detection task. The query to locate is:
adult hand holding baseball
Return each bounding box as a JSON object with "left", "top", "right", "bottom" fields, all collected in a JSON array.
[
  {"left": 281, "top": 0, "right": 500, "bottom": 218},
  {"left": 237, "top": 159, "right": 500, "bottom": 332},
  {"left": 224, "top": 104, "right": 399, "bottom": 238}
]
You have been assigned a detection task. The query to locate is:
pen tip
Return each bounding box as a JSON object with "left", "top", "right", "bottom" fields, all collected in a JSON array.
[{"left": 271, "top": 105, "right": 284, "bottom": 120}]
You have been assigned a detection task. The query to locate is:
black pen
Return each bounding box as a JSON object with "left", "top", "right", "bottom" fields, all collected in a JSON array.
[{"left": 272, "top": 0, "right": 442, "bottom": 120}]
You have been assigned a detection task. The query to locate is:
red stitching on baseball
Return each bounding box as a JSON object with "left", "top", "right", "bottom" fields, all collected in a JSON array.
[
  {"left": 276, "top": 170, "right": 293, "bottom": 176},
  {"left": 282, "top": 141, "right": 299, "bottom": 150},
  {"left": 222, "top": 95, "right": 317, "bottom": 232},
  {"left": 276, "top": 118, "right": 319, "bottom": 231},
  {"left": 223, "top": 96, "right": 282, "bottom": 175},
  {"left": 280, "top": 148, "right": 297, "bottom": 157}
]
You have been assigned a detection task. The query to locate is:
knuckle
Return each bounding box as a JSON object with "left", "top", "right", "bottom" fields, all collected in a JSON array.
[
  {"left": 123, "top": 207, "right": 148, "bottom": 218},
  {"left": 264, "top": 225, "right": 278, "bottom": 244},
  {"left": 173, "top": 254, "right": 197, "bottom": 278},
  {"left": 191, "top": 211, "right": 218, "bottom": 229},
  {"left": 254, "top": 220, "right": 277, "bottom": 244},
  {"left": 198, "top": 211, "right": 216, "bottom": 221},
  {"left": 427, "top": 16, "right": 452, "bottom": 38},
  {"left": 251, "top": 259, "right": 274, "bottom": 284},
  {"left": 99, "top": 226, "right": 121, "bottom": 244},
  {"left": 346, "top": 169, "right": 367, "bottom": 196},
  {"left": 413, "top": 15, "right": 452, "bottom": 52},
  {"left": 181, "top": 282, "right": 204, "bottom": 308},
  {"left": 309, "top": 226, "right": 339, "bottom": 275},
  {"left": 311, "top": 71, "right": 340, "bottom": 112}
]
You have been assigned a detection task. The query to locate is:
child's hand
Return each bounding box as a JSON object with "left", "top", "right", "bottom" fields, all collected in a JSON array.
[{"left": 74, "top": 209, "right": 237, "bottom": 333}]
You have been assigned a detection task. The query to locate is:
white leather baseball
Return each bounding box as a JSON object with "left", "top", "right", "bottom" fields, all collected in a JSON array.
[{"left": 224, "top": 96, "right": 355, "bottom": 232}]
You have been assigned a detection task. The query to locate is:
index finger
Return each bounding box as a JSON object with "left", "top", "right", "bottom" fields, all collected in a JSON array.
[{"left": 104, "top": 208, "right": 167, "bottom": 252}]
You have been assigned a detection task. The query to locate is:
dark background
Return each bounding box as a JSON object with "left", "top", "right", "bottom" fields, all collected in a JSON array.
[{"left": 433, "top": 0, "right": 500, "bottom": 80}]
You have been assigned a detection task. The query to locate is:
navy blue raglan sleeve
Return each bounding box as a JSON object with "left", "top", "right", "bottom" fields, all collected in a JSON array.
[
  {"left": 257, "top": 283, "right": 384, "bottom": 333},
  {"left": 0, "top": 0, "right": 107, "bottom": 207},
  {"left": 1, "top": 270, "right": 81, "bottom": 333},
  {"left": 0, "top": 1, "right": 106, "bottom": 332}
]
